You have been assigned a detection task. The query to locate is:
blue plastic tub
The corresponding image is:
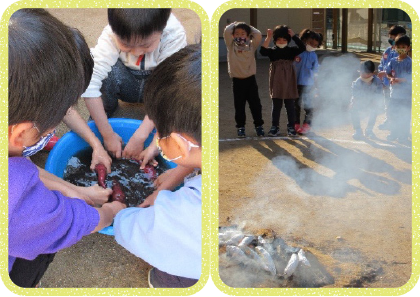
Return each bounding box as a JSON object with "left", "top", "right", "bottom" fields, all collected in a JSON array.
[{"left": 45, "top": 118, "right": 176, "bottom": 235}]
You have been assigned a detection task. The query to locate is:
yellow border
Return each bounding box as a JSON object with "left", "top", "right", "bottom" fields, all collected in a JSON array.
[{"left": 213, "top": 0, "right": 419, "bottom": 296}]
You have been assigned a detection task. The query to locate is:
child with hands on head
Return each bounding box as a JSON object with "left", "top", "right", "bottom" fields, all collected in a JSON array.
[
  {"left": 224, "top": 21, "right": 264, "bottom": 138},
  {"left": 8, "top": 9, "right": 126, "bottom": 288},
  {"left": 82, "top": 9, "right": 187, "bottom": 161},
  {"left": 293, "top": 28, "right": 323, "bottom": 135},
  {"left": 114, "top": 44, "right": 202, "bottom": 288},
  {"left": 260, "top": 25, "right": 306, "bottom": 137}
]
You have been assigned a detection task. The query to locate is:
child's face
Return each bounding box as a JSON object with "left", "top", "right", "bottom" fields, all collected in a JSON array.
[
  {"left": 115, "top": 32, "right": 162, "bottom": 56},
  {"left": 395, "top": 44, "right": 410, "bottom": 57},
  {"left": 306, "top": 38, "right": 319, "bottom": 48},
  {"left": 360, "top": 72, "right": 374, "bottom": 79},
  {"left": 233, "top": 28, "right": 248, "bottom": 40},
  {"left": 156, "top": 132, "right": 200, "bottom": 167},
  {"left": 275, "top": 37, "right": 288, "bottom": 45}
]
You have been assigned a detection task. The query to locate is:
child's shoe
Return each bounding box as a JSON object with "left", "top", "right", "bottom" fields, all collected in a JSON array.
[
  {"left": 268, "top": 126, "right": 280, "bottom": 137},
  {"left": 294, "top": 123, "right": 301, "bottom": 133},
  {"left": 255, "top": 126, "right": 265, "bottom": 137},
  {"left": 364, "top": 129, "right": 375, "bottom": 138},
  {"left": 352, "top": 129, "right": 363, "bottom": 140},
  {"left": 237, "top": 127, "right": 246, "bottom": 138},
  {"left": 287, "top": 126, "right": 297, "bottom": 137},
  {"left": 298, "top": 123, "right": 311, "bottom": 134}
]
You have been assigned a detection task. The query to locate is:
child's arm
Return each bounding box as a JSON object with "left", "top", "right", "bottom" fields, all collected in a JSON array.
[
  {"left": 38, "top": 166, "right": 112, "bottom": 206},
  {"left": 138, "top": 166, "right": 195, "bottom": 207},
  {"left": 223, "top": 22, "right": 235, "bottom": 46},
  {"left": 249, "top": 25, "right": 262, "bottom": 49},
  {"left": 290, "top": 29, "right": 306, "bottom": 55},
  {"left": 63, "top": 107, "right": 112, "bottom": 173},
  {"left": 136, "top": 134, "right": 160, "bottom": 169},
  {"left": 84, "top": 97, "right": 123, "bottom": 159},
  {"left": 261, "top": 29, "right": 273, "bottom": 49},
  {"left": 122, "top": 115, "right": 155, "bottom": 162},
  {"left": 92, "top": 201, "right": 126, "bottom": 233}
]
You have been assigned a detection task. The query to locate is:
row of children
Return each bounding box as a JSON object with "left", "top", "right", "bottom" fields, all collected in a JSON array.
[
  {"left": 351, "top": 25, "right": 412, "bottom": 143},
  {"left": 9, "top": 9, "right": 201, "bottom": 288},
  {"left": 225, "top": 22, "right": 412, "bottom": 143},
  {"left": 224, "top": 22, "right": 322, "bottom": 138}
]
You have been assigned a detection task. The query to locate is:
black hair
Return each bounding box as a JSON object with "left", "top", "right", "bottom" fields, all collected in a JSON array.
[
  {"left": 299, "top": 28, "right": 323, "bottom": 47},
  {"left": 388, "top": 25, "right": 406, "bottom": 36},
  {"left": 108, "top": 9, "right": 171, "bottom": 42},
  {"left": 70, "top": 28, "right": 94, "bottom": 91},
  {"left": 232, "top": 22, "right": 251, "bottom": 36},
  {"left": 144, "top": 44, "right": 201, "bottom": 145},
  {"left": 273, "top": 25, "right": 291, "bottom": 43},
  {"left": 360, "top": 60, "right": 375, "bottom": 74},
  {"left": 395, "top": 34, "right": 411, "bottom": 47},
  {"left": 9, "top": 9, "right": 86, "bottom": 134}
]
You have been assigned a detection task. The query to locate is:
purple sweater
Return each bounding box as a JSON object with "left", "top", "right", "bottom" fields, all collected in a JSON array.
[{"left": 8, "top": 157, "right": 99, "bottom": 272}]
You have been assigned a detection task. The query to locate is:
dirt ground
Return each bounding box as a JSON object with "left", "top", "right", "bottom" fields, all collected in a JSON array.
[
  {"left": 29, "top": 8, "right": 201, "bottom": 288},
  {"left": 218, "top": 55, "right": 412, "bottom": 288}
]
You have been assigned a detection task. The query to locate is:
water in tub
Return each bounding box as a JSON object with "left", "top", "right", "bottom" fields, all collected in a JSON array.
[{"left": 63, "top": 147, "right": 168, "bottom": 207}]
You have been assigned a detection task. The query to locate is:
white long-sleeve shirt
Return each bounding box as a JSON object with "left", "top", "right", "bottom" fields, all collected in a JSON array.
[
  {"left": 113, "top": 175, "right": 202, "bottom": 279},
  {"left": 82, "top": 14, "right": 187, "bottom": 98}
]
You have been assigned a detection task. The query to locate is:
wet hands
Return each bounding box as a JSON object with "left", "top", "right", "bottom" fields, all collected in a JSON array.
[
  {"left": 103, "top": 131, "right": 123, "bottom": 159},
  {"left": 122, "top": 134, "right": 145, "bottom": 160},
  {"left": 138, "top": 190, "right": 158, "bottom": 208},
  {"left": 90, "top": 146, "right": 112, "bottom": 173}
]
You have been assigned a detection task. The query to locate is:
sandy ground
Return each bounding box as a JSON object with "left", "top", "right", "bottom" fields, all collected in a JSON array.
[
  {"left": 218, "top": 55, "right": 412, "bottom": 288},
  {"left": 29, "top": 8, "right": 201, "bottom": 288}
]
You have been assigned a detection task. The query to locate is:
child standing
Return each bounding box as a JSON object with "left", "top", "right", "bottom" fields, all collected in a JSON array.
[
  {"left": 224, "top": 22, "right": 264, "bottom": 137},
  {"left": 8, "top": 9, "right": 126, "bottom": 287},
  {"left": 114, "top": 45, "right": 202, "bottom": 288},
  {"left": 260, "top": 25, "right": 306, "bottom": 136},
  {"left": 82, "top": 9, "right": 187, "bottom": 159},
  {"left": 350, "top": 61, "right": 384, "bottom": 140},
  {"left": 385, "top": 34, "right": 412, "bottom": 143},
  {"left": 377, "top": 25, "right": 406, "bottom": 130},
  {"left": 293, "top": 29, "right": 323, "bottom": 135}
]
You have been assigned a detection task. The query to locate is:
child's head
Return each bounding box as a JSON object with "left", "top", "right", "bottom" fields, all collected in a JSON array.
[
  {"left": 273, "top": 25, "right": 291, "bottom": 47},
  {"left": 394, "top": 34, "right": 411, "bottom": 57},
  {"left": 108, "top": 8, "right": 171, "bottom": 56},
  {"left": 359, "top": 60, "right": 375, "bottom": 81},
  {"left": 144, "top": 44, "right": 201, "bottom": 167},
  {"left": 299, "top": 28, "right": 323, "bottom": 51},
  {"left": 8, "top": 9, "right": 91, "bottom": 156},
  {"left": 70, "top": 28, "right": 94, "bottom": 91},
  {"left": 232, "top": 22, "right": 251, "bottom": 38},
  {"left": 388, "top": 25, "right": 406, "bottom": 45}
]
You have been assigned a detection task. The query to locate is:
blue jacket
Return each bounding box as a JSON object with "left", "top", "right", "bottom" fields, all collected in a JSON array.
[
  {"left": 293, "top": 51, "right": 319, "bottom": 86},
  {"left": 378, "top": 46, "right": 398, "bottom": 87},
  {"left": 385, "top": 56, "right": 412, "bottom": 100}
]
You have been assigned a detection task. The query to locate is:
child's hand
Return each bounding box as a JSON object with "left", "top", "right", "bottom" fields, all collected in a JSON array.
[
  {"left": 122, "top": 135, "right": 145, "bottom": 161},
  {"left": 138, "top": 190, "right": 158, "bottom": 208},
  {"left": 267, "top": 29, "right": 273, "bottom": 37},
  {"left": 90, "top": 146, "right": 112, "bottom": 173},
  {"left": 377, "top": 71, "right": 387, "bottom": 80},
  {"left": 82, "top": 184, "right": 113, "bottom": 206},
  {"left": 288, "top": 28, "right": 295, "bottom": 37},
  {"left": 137, "top": 142, "right": 159, "bottom": 170},
  {"left": 103, "top": 132, "right": 123, "bottom": 159},
  {"left": 153, "top": 168, "right": 175, "bottom": 189}
]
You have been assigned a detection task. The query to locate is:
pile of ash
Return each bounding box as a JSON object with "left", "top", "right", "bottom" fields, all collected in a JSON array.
[{"left": 219, "top": 225, "right": 334, "bottom": 288}]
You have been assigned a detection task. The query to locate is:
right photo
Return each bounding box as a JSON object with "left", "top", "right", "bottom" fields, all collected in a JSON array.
[{"left": 218, "top": 8, "right": 412, "bottom": 288}]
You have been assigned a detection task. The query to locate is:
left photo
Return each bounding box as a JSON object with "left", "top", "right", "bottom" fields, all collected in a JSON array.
[{"left": 7, "top": 8, "right": 202, "bottom": 288}]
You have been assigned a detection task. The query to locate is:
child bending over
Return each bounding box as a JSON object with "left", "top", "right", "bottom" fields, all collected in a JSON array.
[{"left": 114, "top": 44, "right": 201, "bottom": 288}]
